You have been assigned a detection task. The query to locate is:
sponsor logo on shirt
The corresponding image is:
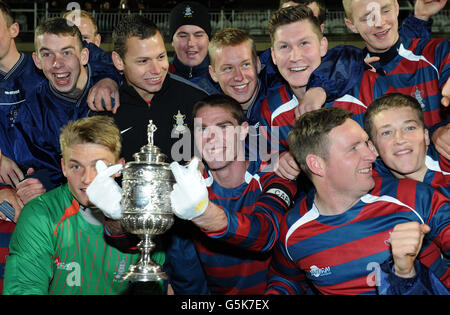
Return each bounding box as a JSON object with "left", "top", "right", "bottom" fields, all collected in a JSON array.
[
  {"left": 114, "top": 258, "right": 127, "bottom": 281},
  {"left": 54, "top": 256, "right": 81, "bottom": 287},
  {"left": 309, "top": 265, "right": 332, "bottom": 278}
]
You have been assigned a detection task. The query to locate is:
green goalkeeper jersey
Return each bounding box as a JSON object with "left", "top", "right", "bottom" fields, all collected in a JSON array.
[{"left": 3, "top": 184, "right": 165, "bottom": 295}]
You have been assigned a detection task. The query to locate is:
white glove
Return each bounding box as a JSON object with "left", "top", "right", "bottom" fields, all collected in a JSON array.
[
  {"left": 170, "top": 158, "right": 209, "bottom": 220},
  {"left": 86, "top": 160, "right": 123, "bottom": 220}
]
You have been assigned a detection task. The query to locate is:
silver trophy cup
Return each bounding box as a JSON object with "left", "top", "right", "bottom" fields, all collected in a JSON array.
[{"left": 120, "top": 120, "right": 175, "bottom": 281}]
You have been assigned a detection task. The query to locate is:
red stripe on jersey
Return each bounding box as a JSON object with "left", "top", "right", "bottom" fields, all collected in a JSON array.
[
  {"left": 299, "top": 230, "right": 391, "bottom": 270},
  {"left": 397, "top": 179, "right": 418, "bottom": 209},
  {"left": 204, "top": 259, "right": 269, "bottom": 279}
]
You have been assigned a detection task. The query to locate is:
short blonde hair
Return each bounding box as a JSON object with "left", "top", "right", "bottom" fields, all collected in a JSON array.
[
  {"left": 208, "top": 28, "right": 257, "bottom": 69},
  {"left": 60, "top": 116, "right": 122, "bottom": 161},
  {"left": 342, "top": 0, "right": 353, "bottom": 19},
  {"left": 63, "top": 9, "right": 99, "bottom": 36}
]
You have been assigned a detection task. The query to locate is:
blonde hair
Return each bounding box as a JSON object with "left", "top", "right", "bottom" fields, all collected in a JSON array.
[
  {"left": 63, "top": 9, "right": 99, "bottom": 36},
  {"left": 60, "top": 116, "right": 122, "bottom": 161},
  {"left": 342, "top": 0, "right": 353, "bottom": 19},
  {"left": 208, "top": 28, "right": 257, "bottom": 69}
]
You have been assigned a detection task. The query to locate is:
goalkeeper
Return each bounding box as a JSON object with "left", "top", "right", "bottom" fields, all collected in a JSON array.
[{"left": 3, "top": 116, "right": 165, "bottom": 295}]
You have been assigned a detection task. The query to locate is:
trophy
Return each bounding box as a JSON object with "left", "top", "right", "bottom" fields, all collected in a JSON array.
[{"left": 120, "top": 120, "right": 175, "bottom": 281}]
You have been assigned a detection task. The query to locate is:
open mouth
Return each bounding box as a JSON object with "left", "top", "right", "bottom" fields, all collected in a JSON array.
[
  {"left": 232, "top": 84, "right": 249, "bottom": 92},
  {"left": 206, "top": 147, "right": 224, "bottom": 155},
  {"left": 186, "top": 51, "right": 198, "bottom": 57},
  {"left": 374, "top": 29, "right": 389, "bottom": 38},
  {"left": 53, "top": 72, "right": 71, "bottom": 85},
  {"left": 145, "top": 77, "right": 162, "bottom": 84},
  {"left": 394, "top": 149, "right": 413, "bottom": 156},
  {"left": 290, "top": 66, "right": 307, "bottom": 72},
  {"left": 357, "top": 167, "right": 372, "bottom": 174}
]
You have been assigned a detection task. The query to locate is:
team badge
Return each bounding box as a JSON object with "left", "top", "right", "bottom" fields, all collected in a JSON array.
[
  {"left": 183, "top": 5, "right": 194, "bottom": 18},
  {"left": 173, "top": 110, "right": 187, "bottom": 135},
  {"left": 411, "top": 87, "right": 426, "bottom": 110}
]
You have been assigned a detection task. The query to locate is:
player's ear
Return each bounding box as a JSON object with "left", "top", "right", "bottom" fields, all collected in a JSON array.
[
  {"left": 305, "top": 154, "right": 325, "bottom": 177},
  {"left": 32, "top": 51, "right": 42, "bottom": 70},
  {"left": 112, "top": 51, "right": 124, "bottom": 72}
]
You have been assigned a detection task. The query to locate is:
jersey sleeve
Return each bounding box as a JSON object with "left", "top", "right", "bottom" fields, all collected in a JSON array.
[
  {"left": 378, "top": 258, "right": 449, "bottom": 295},
  {"left": 3, "top": 201, "right": 55, "bottom": 294},
  {"left": 204, "top": 173, "right": 297, "bottom": 252},
  {"left": 307, "top": 45, "right": 366, "bottom": 102},
  {"left": 399, "top": 14, "right": 432, "bottom": 39},
  {"left": 86, "top": 41, "right": 122, "bottom": 86}
]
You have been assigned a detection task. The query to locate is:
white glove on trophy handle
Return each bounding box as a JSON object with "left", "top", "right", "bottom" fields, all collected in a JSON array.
[
  {"left": 170, "top": 157, "right": 209, "bottom": 220},
  {"left": 86, "top": 160, "right": 123, "bottom": 220}
]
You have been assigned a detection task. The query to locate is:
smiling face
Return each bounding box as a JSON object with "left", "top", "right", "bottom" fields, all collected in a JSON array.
[
  {"left": 345, "top": 0, "right": 399, "bottom": 53},
  {"left": 113, "top": 33, "right": 169, "bottom": 102},
  {"left": 172, "top": 24, "right": 209, "bottom": 68},
  {"left": 322, "top": 118, "right": 378, "bottom": 199},
  {"left": 194, "top": 105, "right": 248, "bottom": 171},
  {"left": 209, "top": 41, "right": 260, "bottom": 110},
  {"left": 271, "top": 19, "right": 327, "bottom": 95},
  {"left": 370, "top": 106, "right": 430, "bottom": 181},
  {"left": 61, "top": 143, "right": 117, "bottom": 207},
  {"left": 33, "top": 33, "right": 88, "bottom": 98}
]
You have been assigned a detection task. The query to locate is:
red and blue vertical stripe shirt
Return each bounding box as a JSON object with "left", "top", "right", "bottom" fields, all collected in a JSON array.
[{"left": 266, "top": 176, "right": 449, "bottom": 295}]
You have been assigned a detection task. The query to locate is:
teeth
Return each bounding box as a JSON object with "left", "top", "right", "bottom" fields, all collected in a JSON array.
[
  {"left": 290, "top": 66, "right": 307, "bottom": 72},
  {"left": 358, "top": 168, "right": 371, "bottom": 174},
  {"left": 395, "top": 149, "right": 411, "bottom": 155},
  {"left": 208, "top": 148, "right": 223, "bottom": 154},
  {"left": 375, "top": 30, "right": 388, "bottom": 36},
  {"left": 234, "top": 84, "right": 247, "bottom": 90},
  {"left": 55, "top": 73, "right": 69, "bottom": 79}
]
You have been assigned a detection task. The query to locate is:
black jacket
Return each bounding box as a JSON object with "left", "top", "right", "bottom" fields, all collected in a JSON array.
[{"left": 106, "top": 74, "right": 208, "bottom": 163}]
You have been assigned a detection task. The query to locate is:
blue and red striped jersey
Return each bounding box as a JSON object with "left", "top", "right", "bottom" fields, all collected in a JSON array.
[
  {"left": 193, "top": 160, "right": 297, "bottom": 294},
  {"left": 0, "top": 220, "right": 15, "bottom": 294},
  {"left": 327, "top": 37, "right": 449, "bottom": 130},
  {"left": 267, "top": 176, "right": 449, "bottom": 295},
  {"left": 259, "top": 84, "right": 297, "bottom": 153},
  {"left": 373, "top": 143, "right": 450, "bottom": 198}
]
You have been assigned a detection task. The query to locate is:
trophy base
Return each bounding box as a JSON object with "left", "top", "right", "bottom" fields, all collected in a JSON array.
[{"left": 122, "top": 263, "right": 168, "bottom": 282}]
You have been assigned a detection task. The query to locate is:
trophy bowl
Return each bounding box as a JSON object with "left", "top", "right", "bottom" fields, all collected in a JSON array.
[{"left": 120, "top": 121, "right": 175, "bottom": 282}]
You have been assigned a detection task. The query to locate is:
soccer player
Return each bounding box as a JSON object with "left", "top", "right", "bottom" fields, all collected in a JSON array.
[
  {"left": 0, "top": 12, "right": 120, "bottom": 196},
  {"left": 266, "top": 107, "right": 449, "bottom": 295},
  {"left": 314, "top": 0, "right": 449, "bottom": 159},
  {"left": 259, "top": 5, "right": 329, "bottom": 180},
  {"left": 100, "top": 14, "right": 208, "bottom": 163},
  {"left": 3, "top": 17, "right": 121, "bottom": 197},
  {"left": 3, "top": 116, "right": 165, "bottom": 295},
  {"left": 364, "top": 93, "right": 449, "bottom": 196},
  {"left": 168, "top": 94, "right": 298, "bottom": 294}
]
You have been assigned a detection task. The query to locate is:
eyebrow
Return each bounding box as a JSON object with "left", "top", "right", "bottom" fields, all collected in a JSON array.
[
  {"left": 377, "top": 119, "right": 419, "bottom": 130},
  {"left": 275, "top": 34, "right": 315, "bottom": 44},
  {"left": 39, "top": 45, "right": 76, "bottom": 53},
  {"left": 177, "top": 30, "right": 206, "bottom": 35},
  {"left": 201, "top": 120, "right": 235, "bottom": 127}
]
